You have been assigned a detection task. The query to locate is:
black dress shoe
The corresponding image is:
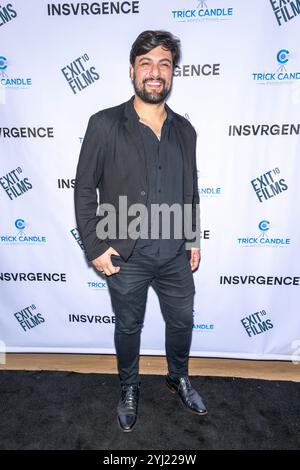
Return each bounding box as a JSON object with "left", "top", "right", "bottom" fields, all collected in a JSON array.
[
  {"left": 117, "top": 384, "right": 140, "bottom": 432},
  {"left": 166, "top": 374, "right": 207, "bottom": 415}
]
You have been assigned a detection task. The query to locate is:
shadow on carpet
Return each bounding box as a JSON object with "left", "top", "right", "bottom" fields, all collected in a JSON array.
[{"left": 0, "top": 371, "right": 299, "bottom": 450}]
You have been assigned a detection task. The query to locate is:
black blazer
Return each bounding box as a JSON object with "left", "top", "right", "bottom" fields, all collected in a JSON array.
[{"left": 74, "top": 96, "right": 200, "bottom": 262}]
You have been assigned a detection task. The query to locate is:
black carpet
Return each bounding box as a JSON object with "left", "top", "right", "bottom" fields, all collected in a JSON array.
[{"left": 0, "top": 371, "right": 299, "bottom": 450}]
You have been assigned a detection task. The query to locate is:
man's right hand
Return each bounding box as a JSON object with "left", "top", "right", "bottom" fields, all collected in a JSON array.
[{"left": 91, "top": 247, "right": 121, "bottom": 276}]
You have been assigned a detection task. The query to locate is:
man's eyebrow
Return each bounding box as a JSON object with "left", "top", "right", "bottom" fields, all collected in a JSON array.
[{"left": 138, "top": 57, "right": 172, "bottom": 63}]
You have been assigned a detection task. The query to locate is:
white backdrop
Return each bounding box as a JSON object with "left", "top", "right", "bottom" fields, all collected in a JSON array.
[{"left": 1, "top": 0, "right": 300, "bottom": 360}]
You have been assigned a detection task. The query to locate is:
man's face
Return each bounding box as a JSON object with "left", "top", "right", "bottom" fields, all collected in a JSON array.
[{"left": 130, "top": 45, "right": 173, "bottom": 104}]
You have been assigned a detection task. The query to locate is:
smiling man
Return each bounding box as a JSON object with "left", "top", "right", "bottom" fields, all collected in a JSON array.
[{"left": 75, "top": 30, "right": 206, "bottom": 432}]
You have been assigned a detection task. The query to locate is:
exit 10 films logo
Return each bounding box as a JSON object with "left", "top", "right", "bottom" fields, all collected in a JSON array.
[
  {"left": 251, "top": 167, "right": 288, "bottom": 203},
  {"left": 70, "top": 227, "right": 84, "bottom": 251},
  {"left": 253, "top": 49, "right": 300, "bottom": 84},
  {"left": 269, "top": 0, "right": 300, "bottom": 27},
  {"left": 14, "top": 304, "right": 45, "bottom": 332},
  {"left": 0, "top": 166, "right": 33, "bottom": 200},
  {"left": 241, "top": 309, "right": 273, "bottom": 338},
  {"left": 61, "top": 53, "right": 100, "bottom": 94}
]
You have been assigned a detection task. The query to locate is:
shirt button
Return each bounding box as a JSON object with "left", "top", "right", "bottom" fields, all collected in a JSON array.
[
  {"left": 141, "top": 190, "right": 146, "bottom": 196},
  {"left": 158, "top": 165, "right": 162, "bottom": 170},
  {"left": 158, "top": 189, "right": 161, "bottom": 193}
]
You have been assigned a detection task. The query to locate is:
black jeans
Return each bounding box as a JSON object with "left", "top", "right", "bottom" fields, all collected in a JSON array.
[{"left": 106, "top": 246, "right": 195, "bottom": 385}]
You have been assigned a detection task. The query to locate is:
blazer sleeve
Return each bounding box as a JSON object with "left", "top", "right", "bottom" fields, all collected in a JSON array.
[
  {"left": 191, "top": 127, "right": 201, "bottom": 249},
  {"left": 74, "top": 114, "right": 110, "bottom": 262}
]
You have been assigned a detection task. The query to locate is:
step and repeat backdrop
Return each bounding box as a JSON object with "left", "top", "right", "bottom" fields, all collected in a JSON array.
[{"left": 1, "top": 0, "right": 300, "bottom": 360}]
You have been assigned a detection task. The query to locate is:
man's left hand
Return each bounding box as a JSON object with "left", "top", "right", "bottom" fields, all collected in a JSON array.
[{"left": 190, "top": 248, "right": 201, "bottom": 272}]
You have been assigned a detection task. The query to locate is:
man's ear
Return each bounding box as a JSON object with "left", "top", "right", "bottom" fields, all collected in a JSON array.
[{"left": 129, "top": 65, "right": 134, "bottom": 81}]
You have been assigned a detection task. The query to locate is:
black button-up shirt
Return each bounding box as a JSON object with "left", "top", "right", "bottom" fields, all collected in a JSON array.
[{"left": 133, "top": 105, "right": 185, "bottom": 258}]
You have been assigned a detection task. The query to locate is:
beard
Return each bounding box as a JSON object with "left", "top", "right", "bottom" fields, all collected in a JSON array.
[{"left": 133, "top": 73, "right": 171, "bottom": 104}]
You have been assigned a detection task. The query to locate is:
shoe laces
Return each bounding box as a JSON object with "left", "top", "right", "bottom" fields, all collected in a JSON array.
[
  {"left": 121, "top": 385, "right": 138, "bottom": 409},
  {"left": 178, "top": 376, "right": 192, "bottom": 393}
]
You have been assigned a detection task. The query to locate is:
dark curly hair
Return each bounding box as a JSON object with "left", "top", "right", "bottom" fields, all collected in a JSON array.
[{"left": 130, "top": 30, "right": 181, "bottom": 68}]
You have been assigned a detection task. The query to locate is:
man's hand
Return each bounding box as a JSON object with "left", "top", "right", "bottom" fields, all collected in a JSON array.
[
  {"left": 190, "top": 248, "right": 201, "bottom": 272},
  {"left": 91, "top": 247, "right": 121, "bottom": 276}
]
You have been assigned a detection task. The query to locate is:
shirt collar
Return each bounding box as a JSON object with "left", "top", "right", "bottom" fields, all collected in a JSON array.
[{"left": 130, "top": 95, "right": 174, "bottom": 124}]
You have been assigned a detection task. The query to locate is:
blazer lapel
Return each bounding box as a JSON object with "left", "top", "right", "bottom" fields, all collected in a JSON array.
[
  {"left": 123, "top": 96, "right": 147, "bottom": 188},
  {"left": 170, "top": 113, "right": 193, "bottom": 200}
]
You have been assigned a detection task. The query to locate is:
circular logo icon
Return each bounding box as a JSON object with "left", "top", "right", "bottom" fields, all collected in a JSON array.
[
  {"left": 15, "top": 219, "right": 25, "bottom": 230},
  {"left": 0, "top": 56, "right": 7, "bottom": 70},
  {"left": 277, "top": 49, "right": 289, "bottom": 65},
  {"left": 259, "top": 220, "right": 270, "bottom": 232}
]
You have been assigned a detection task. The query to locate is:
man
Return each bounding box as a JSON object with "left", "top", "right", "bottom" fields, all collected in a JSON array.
[{"left": 75, "top": 30, "right": 207, "bottom": 432}]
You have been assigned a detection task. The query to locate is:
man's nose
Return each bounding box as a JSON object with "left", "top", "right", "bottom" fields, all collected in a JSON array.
[{"left": 149, "top": 63, "right": 160, "bottom": 78}]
